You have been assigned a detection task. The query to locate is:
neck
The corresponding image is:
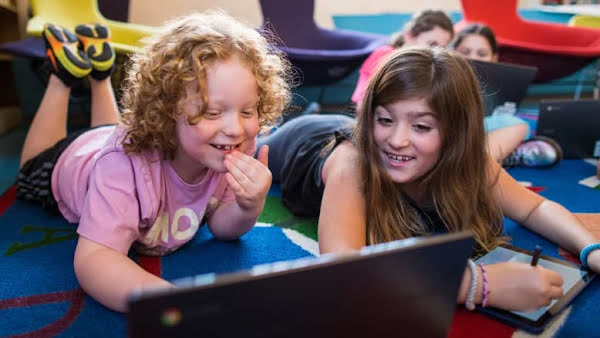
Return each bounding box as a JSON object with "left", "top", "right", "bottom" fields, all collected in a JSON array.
[
  {"left": 170, "top": 149, "right": 208, "bottom": 184},
  {"left": 400, "top": 182, "right": 430, "bottom": 206}
]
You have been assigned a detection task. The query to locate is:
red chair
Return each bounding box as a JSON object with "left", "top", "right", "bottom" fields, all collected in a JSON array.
[{"left": 455, "top": 0, "right": 600, "bottom": 83}]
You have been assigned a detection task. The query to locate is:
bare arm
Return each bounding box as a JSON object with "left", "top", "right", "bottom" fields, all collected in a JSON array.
[
  {"left": 74, "top": 236, "right": 171, "bottom": 312},
  {"left": 208, "top": 201, "right": 261, "bottom": 240},
  {"left": 453, "top": 158, "right": 599, "bottom": 311},
  {"left": 491, "top": 158, "right": 599, "bottom": 266},
  {"left": 318, "top": 142, "right": 367, "bottom": 253}
]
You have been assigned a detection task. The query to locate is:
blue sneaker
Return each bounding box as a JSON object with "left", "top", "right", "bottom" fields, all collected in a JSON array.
[{"left": 503, "top": 136, "right": 563, "bottom": 168}]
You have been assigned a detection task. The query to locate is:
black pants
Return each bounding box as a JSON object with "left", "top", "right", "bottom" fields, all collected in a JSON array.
[{"left": 258, "top": 114, "right": 354, "bottom": 216}]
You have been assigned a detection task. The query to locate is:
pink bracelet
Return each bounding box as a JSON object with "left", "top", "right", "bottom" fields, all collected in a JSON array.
[{"left": 478, "top": 263, "right": 489, "bottom": 308}]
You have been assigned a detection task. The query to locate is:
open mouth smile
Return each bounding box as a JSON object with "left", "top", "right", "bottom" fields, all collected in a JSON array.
[
  {"left": 211, "top": 143, "right": 243, "bottom": 152},
  {"left": 385, "top": 151, "right": 415, "bottom": 162}
]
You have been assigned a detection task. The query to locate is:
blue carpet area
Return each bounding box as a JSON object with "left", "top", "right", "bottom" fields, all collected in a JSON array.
[
  {"left": 1, "top": 157, "right": 598, "bottom": 337},
  {"left": 508, "top": 160, "right": 599, "bottom": 213},
  {"left": 0, "top": 197, "right": 313, "bottom": 337}
]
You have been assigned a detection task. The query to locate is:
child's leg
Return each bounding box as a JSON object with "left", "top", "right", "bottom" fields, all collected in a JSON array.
[
  {"left": 89, "top": 78, "right": 119, "bottom": 126},
  {"left": 76, "top": 23, "right": 118, "bottom": 127},
  {"left": 484, "top": 114, "right": 529, "bottom": 162},
  {"left": 20, "top": 23, "right": 93, "bottom": 167},
  {"left": 20, "top": 75, "right": 70, "bottom": 167},
  {"left": 487, "top": 123, "right": 529, "bottom": 162}
]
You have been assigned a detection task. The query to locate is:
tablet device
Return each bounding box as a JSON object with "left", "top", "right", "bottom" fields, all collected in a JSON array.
[{"left": 474, "top": 245, "right": 596, "bottom": 333}]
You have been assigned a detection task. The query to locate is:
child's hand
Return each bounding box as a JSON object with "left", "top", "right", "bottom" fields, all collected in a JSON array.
[
  {"left": 485, "top": 261, "right": 564, "bottom": 312},
  {"left": 223, "top": 145, "right": 272, "bottom": 213}
]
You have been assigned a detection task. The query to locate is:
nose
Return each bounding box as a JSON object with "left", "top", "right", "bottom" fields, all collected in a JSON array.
[
  {"left": 222, "top": 112, "right": 244, "bottom": 137},
  {"left": 387, "top": 124, "right": 410, "bottom": 149}
]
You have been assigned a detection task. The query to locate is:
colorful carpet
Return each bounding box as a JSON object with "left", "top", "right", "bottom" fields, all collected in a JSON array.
[{"left": 0, "top": 158, "right": 598, "bottom": 337}]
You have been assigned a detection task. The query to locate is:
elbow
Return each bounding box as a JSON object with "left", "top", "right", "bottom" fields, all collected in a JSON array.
[
  {"left": 208, "top": 219, "right": 255, "bottom": 241},
  {"left": 73, "top": 248, "right": 128, "bottom": 312},
  {"left": 208, "top": 226, "right": 245, "bottom": 241}
]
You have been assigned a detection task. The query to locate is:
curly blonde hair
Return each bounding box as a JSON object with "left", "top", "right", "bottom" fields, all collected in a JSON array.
[{"left": 120, "top": 10, "right": 292, "bottom": 159}]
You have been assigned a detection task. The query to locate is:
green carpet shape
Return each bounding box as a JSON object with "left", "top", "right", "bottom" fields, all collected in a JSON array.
[{"left": 258, "top": 195, "right": 318, "bottom": 241}]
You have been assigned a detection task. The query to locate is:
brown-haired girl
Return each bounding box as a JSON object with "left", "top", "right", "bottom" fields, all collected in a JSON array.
[
  {"left": 452, "top": 23, "right": 563, "bottom": 168},
  {"left": 351, "top": 9, "right": 454, "bottom": 105},
  {"left": 259, "top": 47, "right": 600, "bottom": 312}
]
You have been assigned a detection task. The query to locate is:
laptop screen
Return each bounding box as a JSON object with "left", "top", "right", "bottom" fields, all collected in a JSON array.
[
  {"left": 470, "top": 60, "right": 538, "bottom": 115},
  {"left": 128, "top": 232, "right": 474, "bottom": 338},
  {"left": 537, "top": 99, "right": 600, "bottom": 158}
]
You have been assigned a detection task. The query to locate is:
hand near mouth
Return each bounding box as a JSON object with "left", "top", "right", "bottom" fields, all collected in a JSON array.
[{"left": 223, "top": 145, "right": 272, "bottom": 214}]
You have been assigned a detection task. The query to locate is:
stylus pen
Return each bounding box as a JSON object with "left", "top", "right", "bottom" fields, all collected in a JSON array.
[{"left": 531, "top": 245, "right": 542, "bottom": 267}]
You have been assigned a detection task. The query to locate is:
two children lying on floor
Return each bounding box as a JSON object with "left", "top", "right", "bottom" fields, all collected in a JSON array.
[{"left": 16, "top": 10, "right": 600, "bottom": 313}]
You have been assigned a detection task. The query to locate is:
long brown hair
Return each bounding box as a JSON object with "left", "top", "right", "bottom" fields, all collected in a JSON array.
[
  {"left": 390, "top": 10, "right": 454, "bottom": 48},
  {"left": 451, "top": 23, "right": 498, "bottom": 54},
  {"left": 355, "top": 47, "right": 504, "bottom": 251}
]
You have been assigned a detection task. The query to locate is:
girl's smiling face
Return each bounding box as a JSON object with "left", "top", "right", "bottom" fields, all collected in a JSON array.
[
  {"left": 373, "top": 97, "right": 442, "bottom": 193},
  {"left": 172, "top": 55, "right": 259, "bottom": 183}
]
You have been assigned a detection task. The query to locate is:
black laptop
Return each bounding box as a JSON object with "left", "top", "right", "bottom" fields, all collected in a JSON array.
[
  {"left": 469, "top": 59, "right": 538, "bottom": 115},
  {"left": 537, "top": 99, "right": 600, "bottom": 158},
  {"left": 128, "top": 232, "right": 474, "bottom": 338}
]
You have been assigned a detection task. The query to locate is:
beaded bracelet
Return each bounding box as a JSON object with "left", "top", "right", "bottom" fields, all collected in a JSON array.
[
  {"left": 478, "top": 263, "right": 489, "bottom": 308},
  {"left": 465, "top": 259, "right": 478, "bottom": 310},
  {"left": 580, "top": 243, "right": 600, "bottom": 268}
]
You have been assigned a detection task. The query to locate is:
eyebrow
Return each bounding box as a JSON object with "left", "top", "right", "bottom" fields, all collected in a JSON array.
[
  {"left": 377, "top": 105, "right": 436, "bottom": 118},
  {"left": 410, "top": 112, "right": 436, "bottom": 118}
]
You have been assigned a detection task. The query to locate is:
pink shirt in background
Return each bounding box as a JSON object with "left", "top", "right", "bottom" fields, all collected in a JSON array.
[
  {"left": 351, "top": 44, "right": 395, "bottom": 106},
  {"left": 51, "top": 125, "right": 236, "bottom": 256}
]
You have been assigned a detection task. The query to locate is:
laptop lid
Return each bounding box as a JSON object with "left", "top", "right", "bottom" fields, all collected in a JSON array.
[
  {"left": 128, "top": 232, "right": 474, "bottom": 338},
  {"left": 470, "top": 59, "right": 538, "bottom": 115},
  {"left": 537, "top": 99, "right": 600, "bottom": 158}
]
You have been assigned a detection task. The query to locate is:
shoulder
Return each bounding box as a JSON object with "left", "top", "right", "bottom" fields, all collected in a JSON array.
[
  {"left": 363, "top": 45, "right": 395, "bottom": 68},
  {"left": 372, "top": 44, "right": 395, "bottom": 57},
  {"left": 322, "top": 141, "right": 361, "bottom": 185}
]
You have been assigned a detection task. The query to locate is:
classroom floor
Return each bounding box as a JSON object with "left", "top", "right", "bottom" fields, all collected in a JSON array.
[{"left": 0, "top": 123, "right": 26, "bottom": 195}]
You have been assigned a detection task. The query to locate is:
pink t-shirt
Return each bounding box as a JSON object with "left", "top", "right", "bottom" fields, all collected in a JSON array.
[
  {"left": 51, "top": 125, "right": 236, "bottom": 256},
  {"left": 351, "top": 44, "right": 395, "bottom": 106}
]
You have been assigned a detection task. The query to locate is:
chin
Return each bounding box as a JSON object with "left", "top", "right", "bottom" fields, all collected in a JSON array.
[
  {"left": 386, "top": 169, "right": 421, "bottom": 184},
  {"left": 212, "top": 163, "right": 228, "bottom": 174}
]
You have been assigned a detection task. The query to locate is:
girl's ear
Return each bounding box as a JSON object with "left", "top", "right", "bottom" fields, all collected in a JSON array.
[{"left": 491, "top": 53, "right": 499, "bottom": 63}]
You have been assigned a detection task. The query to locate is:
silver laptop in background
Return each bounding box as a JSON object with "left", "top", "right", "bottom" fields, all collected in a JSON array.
[
  {"left": 537, "top": 99, "right": 600, "bottom": 158},
  {"left": 128, "top": 232, "right": 474, "bottom": 338}
]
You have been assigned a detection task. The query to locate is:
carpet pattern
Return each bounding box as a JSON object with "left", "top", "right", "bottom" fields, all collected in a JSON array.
[{"left": 0, "top": 158, "right": 598, "bottom": 337}]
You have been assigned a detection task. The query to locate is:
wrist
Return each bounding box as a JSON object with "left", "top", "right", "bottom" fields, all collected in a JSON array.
[
  {"left": 465, "top": 260, "right": 484, "bottom": 310},
  {"left": 580, "top": 243, "right": 600, "bottom": 268}
]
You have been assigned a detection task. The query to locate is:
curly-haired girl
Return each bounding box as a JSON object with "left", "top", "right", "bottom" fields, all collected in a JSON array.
[{"left": 16, "top": 11, "right": 291, "bottom": 312}]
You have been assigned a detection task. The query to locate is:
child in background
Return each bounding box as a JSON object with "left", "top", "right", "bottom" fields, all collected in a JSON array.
[
  {"left": 452, "top": 23, "right": 562, "bottom": 168},
  {"left": 16, "top": 11, "right": 291, "bottom": 312},
  {"left": 259, "top": 47, "right": 600, "bottom": 312},
  {"left": 351, "top": 9, "right": 454, "bottom": 106}
]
